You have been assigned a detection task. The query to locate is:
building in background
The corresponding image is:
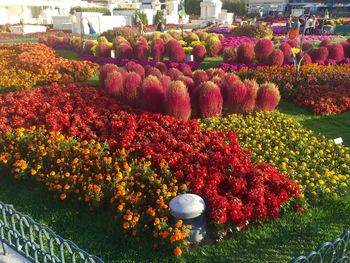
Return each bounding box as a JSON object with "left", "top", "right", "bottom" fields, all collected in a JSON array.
[
  {"left": 248, "top": 0, "right": 288, "bottom": 16},
  {"left": 286, "top": 0, "right": 350, "bottom": 17}
]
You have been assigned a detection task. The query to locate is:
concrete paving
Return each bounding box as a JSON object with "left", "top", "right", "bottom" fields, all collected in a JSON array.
[{"left": 0, "top": 244, "right": 30, "bottom": 263}]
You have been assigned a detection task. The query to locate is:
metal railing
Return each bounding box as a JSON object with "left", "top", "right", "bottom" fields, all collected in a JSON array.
[
  {"left": 290, "top": 230, "right": 350, "bottom": 263},
  {"left": 0, "top": 201, "right": 104, "bottom": 263}
]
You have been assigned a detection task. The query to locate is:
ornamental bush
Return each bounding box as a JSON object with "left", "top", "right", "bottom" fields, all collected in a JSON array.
[
  {"left": 123, "top": 72, "right": 142, "bottom": 106},
  {"left": 134, "top": 40, "right": 149, "bottom": 61},
  {"left": 99, "top": 64, "right": 119, "bottom": 88},
  {"left": 328, "top": 44, "right": 344, "bottom": 62},
  {"left": 223, "top": 47, "right": 237, "bottom": 63},
  {"left": 193, "top": 70, "right": 209, "bottom": 85},
  {"left": 254, "top": 38, "right": 273, "bottom": 63},
  {"left": 279, "top": 42, "right": 292, "bottom": 63},
  {"left": 165, "top": 80, "right": 191, "bottom": 121},
  {"left": 223, "top": 76, "right": 247, "bottom": 114},
  {"left": 320, "top": 38, "right": 331, "bottom": 47},
  {"left": 105, "top": 71, "right": 124, "bottom": 98},
  {"left": 151, "top": 38, "right": 165, "bottom": 62},
  {"left": 199, "top": 81, "right": 223, "bottom": 118},
  {"left": 192, "top": 44, "right": 207, "bottom": 63},
  {"left": 267, "top": 49, "right": 284, "bottom": 66},
  {"left": 237, "top": 43, "right": 254, "bottom": 64},
  {"left": 242, "top": 79, "right": 259, "bottom": 114},
  {"left": 256, "top": 83, "right": 281, "bottom": 112},
  {"left": 166, "top": 40, "right": 186, "bottom": 62},
  {"left": 310, "top": 46, "right": 329, "bottom": 62},
  {"left": 141, "top": 75, "right": 165, "bottom": 113},
  {"left": 116, "top": 41, "right": 133, "bottom": 59},
  {"left": 205, "top": 34, "right": 223, "bottom": 57}
]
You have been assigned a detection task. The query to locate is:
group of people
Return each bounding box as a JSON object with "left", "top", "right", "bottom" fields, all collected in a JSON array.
[{"left": 286, "top": 15, "right": 323, "bottom": 35}]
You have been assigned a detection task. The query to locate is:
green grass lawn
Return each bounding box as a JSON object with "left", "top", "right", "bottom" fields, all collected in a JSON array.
[
  {"left": 1, "top": 171, "right": 350, "bottom": 263},
  {"left": 1, "top": 48, "right": 346, "bottom": 262}
]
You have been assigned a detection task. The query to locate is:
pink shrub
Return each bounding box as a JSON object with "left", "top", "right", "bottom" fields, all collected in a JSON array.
[
  {"left": 134, "top": 41, "right": 149, "bottom": 61},
  {"left": 206, "top": 35, "right": 223, "bottom": 57},
  {"left": 256, "top": 83, "right": 281, "bottom": 112},
  {"left": 127, "top": 63, "right": 145, "bottom": 79},
  {"left": 221, "top": 73, "right": 241, "bottom": 97},
  {"left": 96, "top": 42, "right": 111, "bottom": 57},
  {"left": 287, "top": 39, "right": 298, "bottom": 48},
  {"left": 166, "top": 40, "right": 186, "bottom": 62},
  {"left": 310, "top": 46, "right": 329, "bottom": 62},
  {"left": 193, "top": 70, "right": 209, "bottom": 85},
  {"left": 159, "top": 75, "right": 172, "bottom": 91},
  {"left": 168, "top": 68, "right": 184, "bottom": 80},
  {"left": 146, "top": 66, "right": 163, "bottom": 78},
  {"left": 340, "top": 42, "right": 350, "bottom": 58},
  {"left": 178, "top": 75, "right": 194, "bottom": 91},
  {"left": 165, "top": 80, "right": 191, "bottom": 121},
  {"left": 242, "top": 79, "right": 259, "bottom": 114},
  {"left": 99, "top": 64, "right": 119, "bottom": 88},
  {"left": 224, "top": 78, "right": 247, "bottom": 114},
  {"left": 327, "top": 44, "right": 344, "bottom": 62},
  {"left": 123, "top": 72, "right": 142, "bottom": 106},
  {"left": 254, "top": 38, "right": 273, "bottom": 63},
  {"left": 141, "top": 75, "right": 165, "bottom": 113},
  {"left": 279, "top": 42, "right": 292, "bottom": 63},
  {"left": 178, "top": 64, "right": 193, "bottom": 77},
  {"left": 116, "top": 41, "right": 133, "bottom": 59},
  {"left": 155, "top": 62, "right": 168, "bottom": 74},
  {"left": 302, "top": 41, "right": 312, "bottom": 51},
  {"left": 320, "top": 38, "right": 331, "bottom": 47},
  {"left": 211, "top": 76, "right": 222, "bottom": 86},
  {"left": 223, "top": 47, "right": 237, "bottom": 64},
  {"left": 105, "top": 71, "right": 124, "bottom": 98},
  {"left": 199, "top": 81, "right": 223, "bottom": 118},
  {"left": 193, "top": 44, "right": 207, "bottom": 63},
  {"left": 301, "top": 53, "right": 312, "bottom": 65},
  {"left": 267, "top": 49, "right": 284, "bottom": 66},
  {"left": 151, "top": 38, "right": 165, "bottom": 62},
  {"left": 237, "top": 43, "right": 254, "bottom": 64},
  {"left": 207, "top": 68, "right": 225, "bottom": 80}
]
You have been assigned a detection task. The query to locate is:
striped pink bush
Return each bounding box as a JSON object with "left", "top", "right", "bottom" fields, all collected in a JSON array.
[
  {"left": 123, "top": 72, "right": 142, "bottom": 106},
  {"left": 141, "top": 75, "right": 165, "bottom": 113},
  {"left": 165, "top": 80, "right": 191, "bottom": 121},
  {"left": 256, "top": 83, "right": 281, "bottom": 112},
  {"left": 99, "top": 64, "right": 119, "bottom": 88},
  {"left": 254, "top": 38, "right": 273, "bottom": 63},
  {"left": 105, "top": 71, "right": 124, "bottom": 98},
  {"left": 199, "top": 81, "right": 223, "bottom": 118},
  {"left": 242, "top": 79, "right": 259, "bottom": 114}
]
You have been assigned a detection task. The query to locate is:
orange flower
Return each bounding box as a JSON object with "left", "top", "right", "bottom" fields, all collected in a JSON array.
[{"left": 173, "top": 247, "right": 182, "bottom": 257}]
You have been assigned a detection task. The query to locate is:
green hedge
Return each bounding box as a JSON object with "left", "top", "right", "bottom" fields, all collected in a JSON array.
[
  {"left": 185, "top": 0, "right": 201, "bottom": 16},
  {"left": 223, "top": 0, "right": 247, "bottom": 16},
  {"left": 70, "top": 7, "right": 111, "bottom": 16}
]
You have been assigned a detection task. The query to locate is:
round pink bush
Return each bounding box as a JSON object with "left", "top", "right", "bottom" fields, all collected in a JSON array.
[
  {"left": 237, "top": 43, "right": 254, "bottom": 64},
  {"left": 242, "top": 79, "right": 259, "bottom": 114},
  {"left": 146, "top": 66, "right": 163, "bottom": 78},
  {"left": 193, "top": 44, "right": 207, "bottom": 63},
  {"left": 320, "top": 38, "right": 331, "bottom": 47},
  {"left": 165, "top": 80, "right": 191, "bottom": 121},
  {"left": 279, "top": 42, "right": 292, "bottom": 63},
  {"left": 223, "top": 47, "right": 237, "bottom": 64},
  {"left": 123, "top": 72, "right": 142, "bottom": 106},
  {"left": 254, "top": 38, "right": 273, "bottom": 63},
  {"left": 159, "top": 75, "right": 172, "bottom": 91},
  {"left": 141, "top": 75, "right": 165, "bottom": 113},
  {"left": 151, "top": 38, "right": 165, "bottom": 62},
  {"left": 302, "top": 41, "right": 312, "bottom": 51},
  {"left": 224, "top": 78, "right": 247, "bottom": 114},
  {"left": 287, "top": 39, "right": 298, "bottom": 48},
  {"left": 267, "top": 49, "right": 284, "bottom": 66},
  {"left": 155, "top": 62, "right": 168, "bottom": 74},
  {"left": 256, "top": 83, "right": 281, "bottom": 112},
  {"left": 178, "top": 64, "right": 193, "bottom": 77},
  {"left": 199, "top": 81, "right": 223, "bottom": 118},
  {"left": 134, "top": 41, "right": 149, "bottom": 61},
  {"left": 207, "top": 68, "right": 225, "bottom": 79},
  {"left": 327, "top": 44, "right": 344, "bottom": 62},
  {"left": 99, "top": 64, "right": 119, "bottom": 88},
  {"left": 96, "top": 42, "right": 112, "bottom": 57},
  {"left": 179, "top": 75, "right": 195, "bottom": 91},
  {"left": 105, "top": 71, "right": 124, "bottom": 98},
  {"left": 310, "top": 46, "right": 329, "bottom": 62},
  {"left": 193, "top": 70, "right": 209, "bottom": 85},
  {"left": 168, "top": 68, "right": 184, "bottom": 80},
  {"left": 340, "top": 42, "right": 350, "bottom": 58},
  {"left": 126, "top": 62, "right": 145, "bottom": 79},
  {"left": 301, "top": 53, "right": 312, "bottom": 65},
  {"left": 83, "top": 40, "right": 96, "bottom": 54},
  {"left": 166, "top": 40, "right": 186, "bottom": 62},
  {"left": 116, "top": 41, "right": 133, "bottom": 59}
]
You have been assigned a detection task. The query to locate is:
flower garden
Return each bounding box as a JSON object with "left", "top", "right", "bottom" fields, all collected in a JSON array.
[{"left": 1, "top": 20, "right": 350, "bottom": 262}]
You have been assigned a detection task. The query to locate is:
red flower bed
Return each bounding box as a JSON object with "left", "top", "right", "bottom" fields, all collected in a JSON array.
[
  {"left": 0, "top": 83, "right": 299, "bottom": 229},
  {"left": 294, "top": 82, "right": 350, "bottom": 115}
]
